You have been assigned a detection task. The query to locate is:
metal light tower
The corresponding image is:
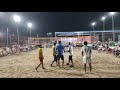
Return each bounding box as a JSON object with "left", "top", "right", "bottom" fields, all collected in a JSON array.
[
  {"left": 101, "top": 16, "right": 106, "bottom": 42},
  {"left": 13, "top": 15, "right": 21, "bottom": 45},
  {"left": 7, "top": 28, "right": 8, "bottom": 47},
  {"left": 28, "top": 22, "right": 32, "bottom": 38},
  {"left": 109, "top": 12, "right": 116, "bottom": 42},
  {"left": 91, "top": 22, "right": 96, "bottom": 43}
]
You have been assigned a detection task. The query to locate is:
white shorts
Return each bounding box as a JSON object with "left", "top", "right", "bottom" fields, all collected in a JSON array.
[{"left": 83, "top": 56, "right": 91, "bottom": 64}]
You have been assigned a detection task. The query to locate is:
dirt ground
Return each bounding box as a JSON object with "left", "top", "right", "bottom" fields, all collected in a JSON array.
[{"left": 0, "top": 47, "right": 120, "bottom": 78}]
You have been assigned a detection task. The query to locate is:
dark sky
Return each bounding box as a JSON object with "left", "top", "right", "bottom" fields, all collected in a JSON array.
[{"left": 0, "top": 12, "right": 120, "bottom": 37}]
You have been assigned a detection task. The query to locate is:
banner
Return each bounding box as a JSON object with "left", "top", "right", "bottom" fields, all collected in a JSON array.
[{"left": 57, "top": 36, "right": 93, "bottom": 43}]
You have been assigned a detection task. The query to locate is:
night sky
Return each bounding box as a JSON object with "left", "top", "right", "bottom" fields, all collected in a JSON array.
[{"left": 0, "top": 12, "right": 120, "bottom": 37}]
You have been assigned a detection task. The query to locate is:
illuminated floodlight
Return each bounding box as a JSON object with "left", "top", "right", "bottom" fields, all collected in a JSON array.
[
  {"left": 109, "top": 12, "right": 116, "bottom": 16},
  {"left": 28, "top": 22, "right": 32, "bottom": 28},
  {"left": 91, "top": 22, "right": 96, "bottom": 26},
  {"left": 13, "top": 15, "right": 21, "bottom": 23},
  {"left": 101, "top": 16, "right": 106, "bottom": 21}
]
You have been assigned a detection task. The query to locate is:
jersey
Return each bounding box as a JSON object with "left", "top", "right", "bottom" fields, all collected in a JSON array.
[
  {"left": 38, "top": 48, "right": 43, "bottom": 58},
  {"left": 56, "top": 44, "right": 64, "bottom": 55},
  {"left": 81, "top": 45, "right": 92, "bottom": 57},
  {"left": 52, "top": 45, "right": 56, "bottom": 56},
  {"left": 68, "top": 45, "right": 73, "bottom": 56}
]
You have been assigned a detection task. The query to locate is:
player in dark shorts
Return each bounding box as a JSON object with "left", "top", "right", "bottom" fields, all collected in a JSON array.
[
  {"left": 56, "top": 41, "right": 65, "bottom": 68},
  {"left": 66, "top": 42, "right": 74, "bottom": 67},
  {"left": 50, "top": 42, "right": 58, "bottom": 67}
]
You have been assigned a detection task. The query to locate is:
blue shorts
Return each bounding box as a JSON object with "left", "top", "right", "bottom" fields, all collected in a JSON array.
[{"left": 57, "top": 55, "right": 64, "bottom": 60}]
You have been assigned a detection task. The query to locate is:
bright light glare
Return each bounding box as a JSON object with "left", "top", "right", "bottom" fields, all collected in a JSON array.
[
  {"left": 13, "top": 15, "right": 21, "bottom": 22},
  {"left": 0, "top": 12, "right": 5, "bottom": 16},
  {"left": 101, "top": 16, "right": 106, "bottom": 21},
  {"left": 109, "top": 12, "right": 116, "bottom": 15},
  {"left": 28, "top": 22, "right": 32, "bottom": 28},
  {"left": 47, "top": 32, "right": 52, "bottom": 35},
  {"left": 91, "top": 22, "right": 96, "bottom": 26},
  {"left": 49, "top": 32, "right": 52, "bottom": 35}
]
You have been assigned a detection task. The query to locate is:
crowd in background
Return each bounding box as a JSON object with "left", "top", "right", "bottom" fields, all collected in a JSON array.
[
  {"left": 0, "top": 40, "right": 120, "bottom": 57},
  {"left": 91, "top": 41, "right": 120, "bottom": 57},
  {"left": 0, "top": 44, "right": 37, "bottom": 57}
]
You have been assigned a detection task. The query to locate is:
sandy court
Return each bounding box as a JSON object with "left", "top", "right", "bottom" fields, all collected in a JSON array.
[{"left": 0, "top": 47, "right": 120, "bottom": 78}]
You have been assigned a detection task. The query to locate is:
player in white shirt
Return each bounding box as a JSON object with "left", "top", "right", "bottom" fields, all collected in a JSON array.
[
  {"left": 66, "top": 42, "right": 74, "bottom": 67},
  {"left": 81, "top": 41, "right": 92, "bottom": 73}
]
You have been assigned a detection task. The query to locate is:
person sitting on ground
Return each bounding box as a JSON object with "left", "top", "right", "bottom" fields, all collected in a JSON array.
[
  {"left": 105, "top": 43, "right": 109, "bottom": 54},
  {"left": 114, "top": 44, "right": 120, "bottom": 57},
  {"left": 0, "top": 48, "right": 4, "bottom": 57},
  {"left": 97, "top": 44, "right": 103, "bottom": 53}
]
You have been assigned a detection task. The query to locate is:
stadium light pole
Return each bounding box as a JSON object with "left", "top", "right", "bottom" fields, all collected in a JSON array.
[
  {"left": 28, "top": 22, "right": 32, "bottom": 38},
  {"left": 49, "top": 32, "right": 52, "bottom": 43},
  {"left": 7, "top": 27, "right": 8, "bottom": 47},
  {"left": 91, "top": 22, "right": 96, "bottom": 43},
  {"left": 109, "top": 12, "right": 116, "bottom": 42},
  {"left": 0, "top": 13, "right": 9, "bottom": 46},
  {"left": 28, "top": 22, "right": 32, "bottom": 52},
  {"left": 9, "top": 35, "right": 11, "bottom": 46},
  {"left": 37, "top": 34, "right": 38, "bottom": 37},
  {"left": 77, "top": 32, "right": 79, "bottom": 43},
  {"left": 13, "top": 15, "right": 21, "bottom": 45},
  {"left": 101, "top": 16, "right": 106, "bottom": 42},
  {"left": 47, "top": 33, "right": 50, "bottom": 43}
]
